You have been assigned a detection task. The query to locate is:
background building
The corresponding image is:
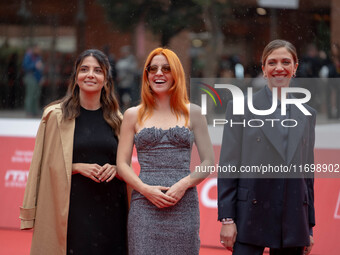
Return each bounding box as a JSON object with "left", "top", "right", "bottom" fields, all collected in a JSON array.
[{"left": 0, "top": 0, "right": 338, "bottom": 117}]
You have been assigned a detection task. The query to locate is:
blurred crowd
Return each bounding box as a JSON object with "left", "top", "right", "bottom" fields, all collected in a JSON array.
[
  {"left": 1, "top": 41, "right": 340, "bottom": 119},
  {"left": 191, "top": 42, "right": 340, "bottom": 120},
  {"left": 0, "top": 42, "right": 74, "bottom": 116},
  {"left": 0, "top": 43, "right": 141, "bottom": 117},
  {"left": 297, "top": 43, "right": 340, "bottom": 119}
]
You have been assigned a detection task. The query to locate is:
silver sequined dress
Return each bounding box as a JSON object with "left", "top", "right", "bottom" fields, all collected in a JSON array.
[{"left": 128, "top": 126, "right": 200, "bottom": 255}]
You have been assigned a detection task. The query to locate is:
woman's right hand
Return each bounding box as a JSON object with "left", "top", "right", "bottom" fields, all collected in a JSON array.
[
  {"left": 220, "top": 223, "right": 237, "bottom": 252},
  {"left": 141, "top": 185, "right": 177, "bottom": 208},
  {"left": 72, "top": 163, "right": 102, "bottom": 183}
]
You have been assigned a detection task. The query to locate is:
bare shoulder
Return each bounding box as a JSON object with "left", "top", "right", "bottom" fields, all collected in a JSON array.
[
  {"left": 122, "top": 106, "right": 141, "bottom": 131},
  {"left": 123, "top": 106, "right": 140, "bottom": 119},
  {"left": 188, "top": 103, "right": 202, "bottom": 117},
  {"left": 188, "top": 103, "right": 206, "bottom": 129}
]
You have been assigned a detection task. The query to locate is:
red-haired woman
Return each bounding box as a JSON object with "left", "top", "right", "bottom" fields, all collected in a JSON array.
[{"left": 117, "top": 48, "right": 214, "bottom": 255}]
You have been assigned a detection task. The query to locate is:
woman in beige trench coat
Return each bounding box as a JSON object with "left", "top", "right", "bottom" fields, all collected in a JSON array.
[{"left": 20, "top": 49, "right": 127, "bottom": 254}]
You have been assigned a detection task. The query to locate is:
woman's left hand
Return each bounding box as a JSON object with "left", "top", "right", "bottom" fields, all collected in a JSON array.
[
  {"left": 97, "top": 164, "right": 117, "bottom": 182},
  {"left": 165, "top": 180, "right": 188, "bottom": 205}
]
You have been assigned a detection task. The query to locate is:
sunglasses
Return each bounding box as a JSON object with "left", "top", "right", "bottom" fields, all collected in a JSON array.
[{"left": 146, "top": 65, "right": 171, "bottom": 74}]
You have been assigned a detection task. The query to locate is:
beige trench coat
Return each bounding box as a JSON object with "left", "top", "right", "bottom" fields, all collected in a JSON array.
[{"left": 20, "top": 103, "right": 75, "bottom": 255}]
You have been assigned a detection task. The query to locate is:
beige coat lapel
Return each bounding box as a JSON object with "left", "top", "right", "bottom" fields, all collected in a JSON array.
[{"left": 56, "top": 109, "right": 75, "bottom": 185}]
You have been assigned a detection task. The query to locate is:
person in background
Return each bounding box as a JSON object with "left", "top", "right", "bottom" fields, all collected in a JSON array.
[
  {"left": 20, "top": 49, "right": 128, "bottom": 255},
  {"left": 218, "top": 39, "right": 316, "bottom": 255},
  {"left": 103, "top": 45, "right": 117, "bottom": 86},
  {"left": 325, "top": 43, "right": 340, "bottom": 119},
  {"left": 7, "top": 52, "right": 18, "bottom": 109},
  {"left": 116, "top": 45, "right": 138, "bottom": 110},
  {"left": 297, "top": 43, "right": 322, "bottom": 111},
  {"left": 22, "top": 45, "right": 44, "bottom": 117}
]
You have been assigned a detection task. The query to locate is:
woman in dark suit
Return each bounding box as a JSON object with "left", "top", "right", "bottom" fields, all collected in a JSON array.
[{"left": 218, "top": 39, "right": 316, "bottom": 255}]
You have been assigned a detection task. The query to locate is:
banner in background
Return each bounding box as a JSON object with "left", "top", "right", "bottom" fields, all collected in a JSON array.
[{"left": 0, "top": 119, "right": 339, "bottom": 254}]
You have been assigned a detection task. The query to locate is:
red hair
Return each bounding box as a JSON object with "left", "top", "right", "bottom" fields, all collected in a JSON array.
[{"left": 138, "top": 48, "right": 189, "bottom": 126}]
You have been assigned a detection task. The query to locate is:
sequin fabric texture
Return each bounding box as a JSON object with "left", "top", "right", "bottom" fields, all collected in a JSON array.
[{"left": 128, "top": 126, "right": 200, "bottom": 255}]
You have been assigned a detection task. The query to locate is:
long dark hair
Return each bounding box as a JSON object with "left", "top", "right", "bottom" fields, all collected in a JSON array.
[{"left": 52, "top": 49, "right": 122, "bottom": 135}]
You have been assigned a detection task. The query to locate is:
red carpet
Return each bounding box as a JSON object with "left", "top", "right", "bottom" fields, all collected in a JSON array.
[
  {"left": 0, "top": 228, "right": 32, "bottom": 254},
  {"left": 0, "top": 228, "right": 228, "bottom": 255}
]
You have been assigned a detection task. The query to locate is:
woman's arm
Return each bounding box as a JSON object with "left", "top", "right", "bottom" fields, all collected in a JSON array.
[
  {"left": 166, "top": 104, "right": 215, "bottom": 202},
  {"left": 117, "top": 107, "right": 176, "bottom": 208}
]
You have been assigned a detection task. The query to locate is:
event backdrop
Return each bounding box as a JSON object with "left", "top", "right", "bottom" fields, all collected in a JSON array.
[{"left": 0, "top": 119, "right": 339, "bottom": 254}]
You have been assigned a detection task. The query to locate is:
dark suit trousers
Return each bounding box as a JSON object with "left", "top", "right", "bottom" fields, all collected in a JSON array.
[{"left": 233, "top": 241, "right": 304, "bottom": 255}]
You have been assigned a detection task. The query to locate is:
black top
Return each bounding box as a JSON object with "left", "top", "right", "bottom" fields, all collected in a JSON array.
[{"left": 67, "top": 107, "right": 127, "bottom": 255}]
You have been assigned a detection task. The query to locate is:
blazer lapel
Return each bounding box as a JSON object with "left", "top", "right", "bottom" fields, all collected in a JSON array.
[
  {"left": 260, "top": 116, "right": 286, "bottom": 161},
  {"left": 253, "top": 87, "right": 286, "bottom": 161},
  {"left": 56, "top": 109, "right": 75, "bottom": 185},
  {"left": 286, "top": 104, "right": 306, "bottom": 164}
]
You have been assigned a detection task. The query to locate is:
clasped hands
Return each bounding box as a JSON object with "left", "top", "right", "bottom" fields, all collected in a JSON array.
[
  {"left": 72, "top": 163, "right": 117, "bottom": 183},
  {"left": 142, "top": 180, "right": 188, "bottom": 208}
]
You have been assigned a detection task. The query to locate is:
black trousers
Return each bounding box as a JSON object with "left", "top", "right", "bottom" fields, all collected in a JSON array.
[{"left": 233, "top": 241, "right": 304, "bottom": 255}]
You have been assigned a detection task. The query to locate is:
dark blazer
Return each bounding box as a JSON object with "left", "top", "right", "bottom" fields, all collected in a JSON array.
[{"left": 217, "top": 86, "right": 316, "bottom": 248}]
